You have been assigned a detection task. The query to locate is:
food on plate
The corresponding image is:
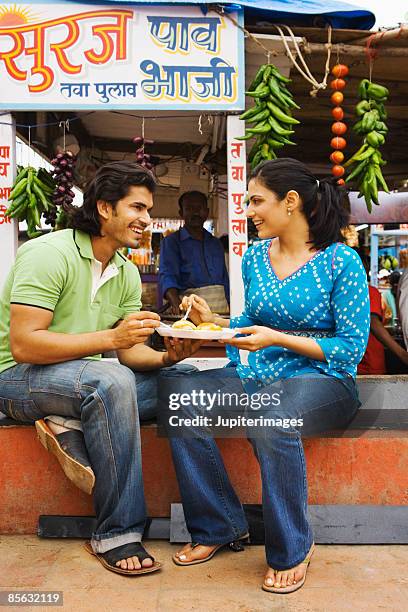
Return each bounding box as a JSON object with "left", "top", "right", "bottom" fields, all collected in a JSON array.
[
  {"left": 196, "top": 322, "right": 223, "bottom": 331},
  {"left": 172, "top": 320, "right": 196, "bottom": 330}
]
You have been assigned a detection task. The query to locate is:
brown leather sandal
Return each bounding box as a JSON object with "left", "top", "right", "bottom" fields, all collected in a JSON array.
[
  {"left": 84, "top": 541, "right": 162, "bottom": 576},
  {"left": 35, "top": 419, "right": 95, "bottom": 495}
]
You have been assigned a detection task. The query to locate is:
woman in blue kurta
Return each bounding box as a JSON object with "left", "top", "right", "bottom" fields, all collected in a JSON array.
[{"left": 158, "top": 158, "right": 370, "bottom": 594}]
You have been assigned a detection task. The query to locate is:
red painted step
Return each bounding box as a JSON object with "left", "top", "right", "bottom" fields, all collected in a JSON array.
[{"left": 1, "top": 424, "right": 407, "bottom": 535}]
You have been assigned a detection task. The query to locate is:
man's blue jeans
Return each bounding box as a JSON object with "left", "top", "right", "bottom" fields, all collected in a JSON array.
[
  {"left": 0, "top": 359, "right": 196, "bottom": 553},
  {"left": 158, "top": 366, "right": 359, "bottom": 571}
]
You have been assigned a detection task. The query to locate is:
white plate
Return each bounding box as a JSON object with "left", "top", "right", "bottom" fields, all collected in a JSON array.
[{"left": 156, "top": 326, "right": 239, "bottom": 341}]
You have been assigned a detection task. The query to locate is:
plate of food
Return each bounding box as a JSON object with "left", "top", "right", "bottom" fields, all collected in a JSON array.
[{"left": 156, "top": 320, "right": 239, "bottom": 341}]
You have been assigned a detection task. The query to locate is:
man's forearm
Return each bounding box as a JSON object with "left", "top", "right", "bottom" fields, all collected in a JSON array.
[
  {"left": 165, "top": 288, "right": 181, "bottom": 306},
  {"left": 371, "top": 317, "right": 408, "bottom": 359},
  {"left": 12, "top": 329, "right": 115, "bottom": 365},
  {"left": 117, "top": 343, "right": 172, "bottom": 370}
]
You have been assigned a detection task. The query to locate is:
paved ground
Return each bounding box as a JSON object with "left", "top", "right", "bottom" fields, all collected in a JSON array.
[{"left": 0, "top": 537, "right": 407, "bottom": 611}]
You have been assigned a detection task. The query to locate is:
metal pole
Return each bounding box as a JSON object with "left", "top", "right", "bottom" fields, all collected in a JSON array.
[{"left": 370, "top": 226, "right": 379, "bottom": 288}]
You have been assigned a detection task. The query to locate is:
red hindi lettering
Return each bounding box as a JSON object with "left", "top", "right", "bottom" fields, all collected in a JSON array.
[
  {"left": 85, "top": 11, "right": 131, "bottom": 64},
  {"left": 231, "top": 218, "right": 246, "bottom": 235},
  {"left": 0, "top": 162, "right": 10, "bottom": 177},
  {"left": 231, "top": 165, "right": 244, "bottom": 181},
  {"left": 0, "top": 204, "right": 11, "bottom": 225},
  {"left": 25, "top": 22, "right": 54, "bottom": 93},
  {"left": 231, "top": 192, "right": 244, "bottom": 214},
  {"left": 230, "top": 142, "right": 243, "bottom": 159},
  {"left": 0, "top": 187, "right": 11, "bottom": 200},
  {"left": 0, "top": 146, "right": 11, "bottom": 159},
  {"left": 0, "top": 10, "right": 133, "bottom": 93},
  {"left": 50, "top": 18, "right": 82, "bottom": 76},
  {"left": 0, "top": 30, "right": 27, "bottom": 82},
  {"left": 232, "top": 241, "right": 246, "bottom": 257}
]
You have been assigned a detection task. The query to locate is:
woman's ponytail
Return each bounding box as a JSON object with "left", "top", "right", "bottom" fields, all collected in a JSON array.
[{"left": 311, "top": 176, "right": 349, "bottom": 248}]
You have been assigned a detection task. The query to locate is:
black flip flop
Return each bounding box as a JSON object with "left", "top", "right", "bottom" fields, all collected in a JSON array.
[{"left": 84, "top": 541, "right": 162, "bottom": 576}]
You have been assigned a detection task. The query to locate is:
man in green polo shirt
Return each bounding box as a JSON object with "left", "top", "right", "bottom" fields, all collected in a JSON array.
[{"left": 0, "top": 161, "right": 201, "bottom": 576}]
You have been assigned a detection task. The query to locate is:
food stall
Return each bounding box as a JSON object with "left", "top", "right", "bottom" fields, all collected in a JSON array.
[
  {"left": 3, "top": 0, "right": 408, "bottom": 554},
  {"left": 0, "top": 0, "right": 377, "bottom": 314}
]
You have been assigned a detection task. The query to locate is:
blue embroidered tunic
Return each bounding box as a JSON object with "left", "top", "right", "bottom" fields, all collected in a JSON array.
[{"left": 227, "top": 241, "right": 370, "bottom": 386}]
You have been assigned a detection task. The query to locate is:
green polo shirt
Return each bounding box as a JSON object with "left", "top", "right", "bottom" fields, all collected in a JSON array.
[{"left": 0, "top": 229, "right": 142, "bottom": 373}]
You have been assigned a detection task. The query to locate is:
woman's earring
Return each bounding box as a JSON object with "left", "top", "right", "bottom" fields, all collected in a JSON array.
[{"left": 287, "top": 208, "right": 292, "bottom": 216}]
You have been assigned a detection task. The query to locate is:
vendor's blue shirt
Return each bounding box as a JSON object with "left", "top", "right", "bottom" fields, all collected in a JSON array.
[
  {"left": 227, "top": 240, "right": 370, "bottom": 387},
  {"left": 159, "top": 227, "right": 229, "bottom": 300}
]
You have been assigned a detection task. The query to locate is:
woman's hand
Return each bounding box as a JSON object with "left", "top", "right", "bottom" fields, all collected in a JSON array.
[
  {"left": 163, "top": 336, "right": 203, "bottom": 365},
  {"left": 179, "top": 294, "right": 214, "bottom": 326},
  {"left": 219, "top": 326, "right": 282, "bottom": 352}
]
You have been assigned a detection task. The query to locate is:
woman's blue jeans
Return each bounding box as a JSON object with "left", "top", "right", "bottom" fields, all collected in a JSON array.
[
  {"left": 0, "top": 359, "right": 196, "bottom": 553},
  {"left": 158, "top": 366, "right": 359, "bottom": 571}
]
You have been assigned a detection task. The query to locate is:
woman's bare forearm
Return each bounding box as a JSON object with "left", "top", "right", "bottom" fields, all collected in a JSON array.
[
  {"left": 276, "top": 332, "right": 326, "bottom": 361},
  {"left": 214, "top": 314, "right": 230, "bottom": 328}
]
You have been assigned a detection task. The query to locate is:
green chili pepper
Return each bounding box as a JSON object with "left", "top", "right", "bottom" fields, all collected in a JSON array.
[
  {"left": 239, "top": 103, "right": 266, "bottom": 121},
  {"left": 246, "top": 121, "right": 271, "bottom": 134},
  {"left": 248, "top": 65, "right": 267, "bottom": 92}
]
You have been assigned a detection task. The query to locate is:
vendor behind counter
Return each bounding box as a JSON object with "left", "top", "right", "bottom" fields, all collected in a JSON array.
[{"left": 158, "top": 191, "right": 229, "bottom": 315}]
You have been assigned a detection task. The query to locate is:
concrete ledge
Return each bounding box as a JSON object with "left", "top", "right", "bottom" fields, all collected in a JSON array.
[
  {"left": 1, "top": 425, "right": 407, "bottom": 534},
  {"left": 1, "top": 365, "right": 407, "bottom": 535}
]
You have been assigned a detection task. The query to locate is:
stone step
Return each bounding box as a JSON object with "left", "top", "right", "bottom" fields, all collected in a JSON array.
[
  {"left": 1, "top": 369, "right": 407, "bottom": 535},
  {"left": 1, "top": 422, "right": 407, "bottom": 535}
]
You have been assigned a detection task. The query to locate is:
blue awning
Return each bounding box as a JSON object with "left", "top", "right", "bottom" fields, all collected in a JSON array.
[{"left": 64, "top": 1, "right": 375, "bottom": 30}]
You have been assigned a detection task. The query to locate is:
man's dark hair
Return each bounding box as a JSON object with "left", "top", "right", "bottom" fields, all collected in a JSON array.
[
  {"left": 69, "top": 161, "right": 156, "bottom": 236},
  {"left": 178, "top": 190, "right": 208, "bottom": 210},
  {"left": 250, "top": 158, "right": 349, "bottom": 250}
]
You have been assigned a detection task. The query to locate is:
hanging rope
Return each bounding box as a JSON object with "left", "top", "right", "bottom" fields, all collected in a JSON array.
[
  {"left": 58, "top": 119, "right": 70, "bottom": 151},
  {"left": 273, "top": 24, "right": 332, "bottom": 97},
  {"left": 213, "top": 7, "right": 278, "bottom": 59},
  {"left": 215, "top": 7, "right": 332, "bottom": 97}
]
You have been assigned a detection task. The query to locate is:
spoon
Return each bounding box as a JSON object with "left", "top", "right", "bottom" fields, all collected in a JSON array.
[{"left": 182, "top": 300, "right": 193, "bottom": 321}]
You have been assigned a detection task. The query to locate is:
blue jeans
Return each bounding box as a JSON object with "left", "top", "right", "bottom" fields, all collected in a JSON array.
[
  {"left": 0, "top": 359, "right": 197, "bottom": 553},
  {"left": 158, "top": 367, "right": 359, "bottom": 571}
]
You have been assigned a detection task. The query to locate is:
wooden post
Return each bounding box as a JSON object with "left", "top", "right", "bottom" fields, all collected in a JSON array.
[{"left": 0, "top": 114, "right": 17, "bottom": 291}]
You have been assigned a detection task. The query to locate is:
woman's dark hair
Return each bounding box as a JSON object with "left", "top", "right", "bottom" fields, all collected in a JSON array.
[
  {"left": 69, "top": 161, "right": 157, "bottom": 236},
  {"left": 250, "top": 158, "right": 349, "bottom": 250}
]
